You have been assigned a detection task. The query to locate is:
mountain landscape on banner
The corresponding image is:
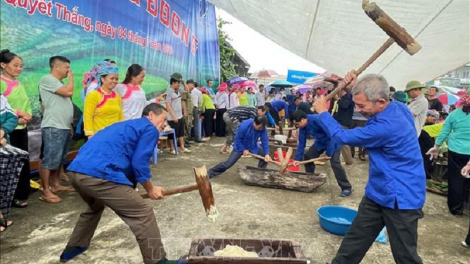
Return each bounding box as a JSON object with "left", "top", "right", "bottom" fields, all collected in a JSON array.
[
  {"left": 0, "top": 0, "right": 220, "bottom": 161},
  {"left": 0, "top": 0, "right": 220, "bottom": 113}
]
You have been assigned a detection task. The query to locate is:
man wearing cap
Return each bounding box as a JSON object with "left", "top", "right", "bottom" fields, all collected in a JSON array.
[
  {"left": 392, "top": 91, "right": 409, "bottom": 104},
  {"left": 405, "top": 80, "right": 428, "bottom": 137},
  {"left": 181, "top": 79, "right": 195, "bottom": 146},
  {"left": 165, "top": 73, "right": 190, "bottom": 153}
]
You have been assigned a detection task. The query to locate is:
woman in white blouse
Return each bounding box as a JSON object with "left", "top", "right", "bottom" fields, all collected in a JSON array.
[
  {"left": 228, "top": 84, "right": 240, "bottom": 109},
  {"left": 215, "top": 83, "right": 229, "bottom": 137},
  {"left": 114, "top": 64, "right": 148, "bottom": 120}
]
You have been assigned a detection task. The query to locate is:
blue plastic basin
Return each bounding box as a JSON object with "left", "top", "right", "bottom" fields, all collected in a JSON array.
[{"left": 317, "top": 205, "right": 357, "bottom": 236}]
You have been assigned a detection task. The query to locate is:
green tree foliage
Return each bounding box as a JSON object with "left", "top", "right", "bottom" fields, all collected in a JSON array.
[{"left": 218, "top": 18, "right": 237, "bottom": 82}]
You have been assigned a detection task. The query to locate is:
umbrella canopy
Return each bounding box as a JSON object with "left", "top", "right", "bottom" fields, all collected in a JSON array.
[
  {"left": 304, "top": 76, "right": 325, "bottom": 85},
  {"left": 268, "top": 80, "right": 293, "bottom": 87},
  {"left": 251, "top": 69, "right": 279, "bottom": 79},
  {"left": 438, "top": 93, "right": 459, "bottom": 105},
  {"left": 240, "top": 80, "right": 258, "bottom": 89},
  {"left": 228, "top": 77, "right": 248, "bottom": 86},
  {"left": 294, "top": 84, "right": 313, "bottom": 95}
]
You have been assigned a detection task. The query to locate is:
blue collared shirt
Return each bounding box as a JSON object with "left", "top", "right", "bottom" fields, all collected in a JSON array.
[
  {"left": 295, "top": 114, "right": 340, "bottom": 161},
  {"left": 270, "top": 100, "right": 290, "bottom": 118},
  {"left": 233, "top": 118, "right": 269, "bottom": 155},
  {"left": 68, "top": 118, "right": 159, "bottom": 186},
  {"left": 318, "top": 101, "right": 426, "bottom": 209}
]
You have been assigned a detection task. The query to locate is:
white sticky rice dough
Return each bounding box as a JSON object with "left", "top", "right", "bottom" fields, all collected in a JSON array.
[{"left": 214, "top": 245, "right": 259, "bottom": 257}]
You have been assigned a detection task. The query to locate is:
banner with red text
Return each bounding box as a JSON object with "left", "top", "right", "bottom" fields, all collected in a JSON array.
[{"left": 0, "top": 0, "right": 220, "bottom": 162}]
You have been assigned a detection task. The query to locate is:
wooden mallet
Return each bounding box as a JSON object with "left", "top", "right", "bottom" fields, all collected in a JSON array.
[
  {"left": 326, "top": 0, "right": 422, "bottom": 101},
  {"left": 249, "top": 147, "right": 294, "bottom": 174},
  {"left": 142, "top": 165, "right": 218, "bottom": 222}
]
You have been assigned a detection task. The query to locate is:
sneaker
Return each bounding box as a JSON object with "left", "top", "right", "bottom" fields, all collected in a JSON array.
[
  {"left": 169, "top": 150, "right": 176, "bottom": 155},
  {"left": 182, "top": 148, "right": 191, "bottom": 153},
  {"left": 462, "top": 241, "right": 469, "bottom": 248},
  {"left": 59, "top": 246, "right": 88, "bottom": 262},
  {"left": 340, "top": 189, "right": 352, "bottom": 197}
]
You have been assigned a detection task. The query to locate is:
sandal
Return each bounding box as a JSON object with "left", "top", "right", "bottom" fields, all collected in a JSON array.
[
  {"left": 52, "top": 186, "right": 75, "bottom": 193},
  {"left": 0, "top": 217, "right": 13, "bottom": 232},
  {"left": 39, "top": 195, "right": 62, "bottom": 203},
  {"left": 12, "top": 199, "right": 28, "bottom": 208}
]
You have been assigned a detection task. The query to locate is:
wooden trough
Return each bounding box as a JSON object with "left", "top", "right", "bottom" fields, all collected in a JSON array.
[
  {"left": 187, "top": 238, "right": 308, "bottom": 264},
  {"left": 238, "top": 166, "right": 327, "bottom": 193}
]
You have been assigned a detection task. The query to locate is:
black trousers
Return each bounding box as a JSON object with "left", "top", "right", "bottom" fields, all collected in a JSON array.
[
  {"left": 203, "top": 109, "right": 215, "bottom": 137},
  {"left": 269, "top": 108, "right": 280, "bottom": 125},
  {"left": 215, "top": 108, "right": 226, "bottom": 137},
  {"left": 418, "top": 130, "right": 435, "bottom": 179},
  {"left": 350, "top": 120, "right": 366, "bottom": 157},
  {"left": 332, "top": 196, "right": 423, "bottom": 264},
  {"left": 10, "top": 129, "right": 31, "bottom": 201},
  {"left": 466, "top": 213, "right": 470, "bottom": 245},
  {"left": 304, "top": 145, "right": 351, "bottom": 191},
  {"left": 447, "top": 150, "right": 470, "bottom": 215}
]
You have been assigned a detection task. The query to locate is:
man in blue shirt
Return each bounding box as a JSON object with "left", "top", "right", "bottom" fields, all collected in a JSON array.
[
  {"left": 220, "top": 106, "right": 276, "bottom": 154},
  {"left": 208, "top": 116, "right": 272, "bottom": 178},
  {"left": 291, "top": 110, "right": 352, "bottom": 197},
  {"left": 265, "top": 100, "right": 289, "bottom": 127},
  {"left": 314, "top": 71, "right": 426, "bottom": 264},
  {"left": 60, "top": 103, "right": 177, "bottom": 264}
]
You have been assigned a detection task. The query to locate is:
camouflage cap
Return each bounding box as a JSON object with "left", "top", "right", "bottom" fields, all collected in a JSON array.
[{"left": 170, "top": 72, "right": 183, "bottom": 81}]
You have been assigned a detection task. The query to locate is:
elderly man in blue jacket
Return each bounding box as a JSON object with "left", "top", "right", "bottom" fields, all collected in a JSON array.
[
  {"left": 314, "top": 71, "right": 426, "bottom": 264},
  {"left": 291, "top": 110, "right": 352, "bottom": 197},
  {"left": 208, "top": 115, "right": 271, "bottom": 179},
  {"left": 60, "top": 103, "right": 178, "bottom": 264}
]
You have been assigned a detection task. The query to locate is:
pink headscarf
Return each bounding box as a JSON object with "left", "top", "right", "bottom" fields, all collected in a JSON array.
[
  {"left": 218, "top": 82, "right": 228, "bottom": 93},
  {"left": 231, "top": 84, "right": 240, "bottom": 93},
  {"left": 455, "top": 89, "right": 470, "bottom": 108},
  {"left": 200, "top": 87, "right": 209, "bottom": 95},
  {"left": 318, "top": 90, "right": 327, "bottom": 96}
]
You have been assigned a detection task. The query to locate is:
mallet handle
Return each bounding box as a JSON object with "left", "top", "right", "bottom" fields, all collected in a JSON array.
[
  {"left": 141, "top": 185, "right": 199, "bottom": 199},
  {"left": 250, "top": 153, "right": 282, "bottom": 166},
  {"left": 356, "top": 37, "right": 395, "bottom": 75},
  {"left": 295, "top": 157, "right": 332, "bottom": 166},
  {"left": 326, "top": 37, "right": 395, "bottom": 102}
]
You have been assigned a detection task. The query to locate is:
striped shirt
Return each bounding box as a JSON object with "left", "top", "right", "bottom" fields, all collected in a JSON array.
[{"left": 226, "top": 106, "right": 257, "bottom": 123}]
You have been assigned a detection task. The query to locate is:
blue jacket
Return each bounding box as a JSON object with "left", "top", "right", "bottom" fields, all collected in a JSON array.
[
  {"left": 270, "top": 100, "right": 289, "bottom": 118},
  {"left": 266, "top": 112, "right": 276, "bottom": 127},
  {"left": 318, "top": 101, "right": 426, "bottom": 210},
  {"left": 68, "top": 118, "right": 159, "bottom": 186},
  {"left": 295, "top": 114, "right": 340, "bottom": 161},
  {"left": 287, "top": 95, "right": 297, "bottom": 113},
  {"left": 233, "top": 118, "right": 269, "bottom": 155}
]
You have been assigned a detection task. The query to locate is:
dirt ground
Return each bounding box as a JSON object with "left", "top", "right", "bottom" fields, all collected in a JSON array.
[{"left": 0, "top": 138, "right": 469, "bottom": 264}]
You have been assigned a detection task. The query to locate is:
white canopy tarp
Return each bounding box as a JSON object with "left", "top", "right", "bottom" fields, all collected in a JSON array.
[{"left": 208, "top": 0, "right": 470, "bottom": 89}]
